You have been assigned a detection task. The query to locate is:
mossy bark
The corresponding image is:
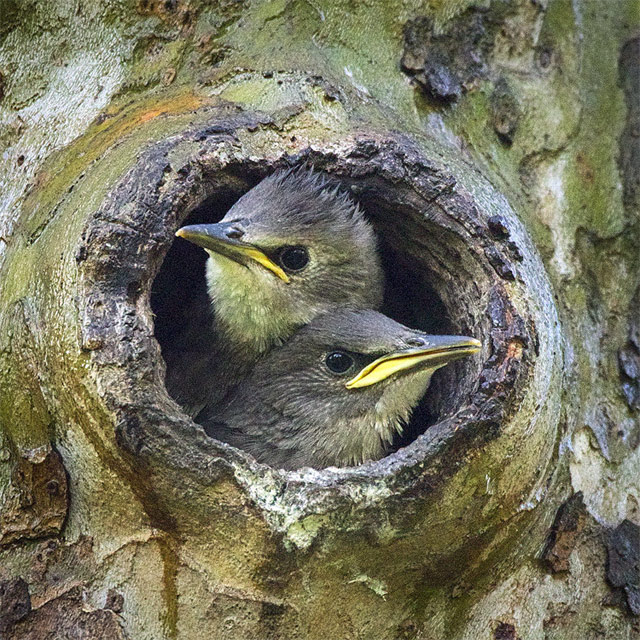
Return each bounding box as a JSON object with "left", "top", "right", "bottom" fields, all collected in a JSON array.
[{"left": 0, "top": 1, "right": 638, "bottom": 639}]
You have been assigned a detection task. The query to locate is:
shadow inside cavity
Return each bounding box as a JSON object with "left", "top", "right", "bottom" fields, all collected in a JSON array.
[{"left": 151, "top": 188, "right": 241, "bottom": 370}]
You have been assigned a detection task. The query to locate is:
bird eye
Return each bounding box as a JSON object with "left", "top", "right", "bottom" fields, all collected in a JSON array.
[
  {"left": 278, "top": 246, "right": 309, "bottom": 272},
  {"left": 325, "top": 351, "right": 354, "bottom": 374}
]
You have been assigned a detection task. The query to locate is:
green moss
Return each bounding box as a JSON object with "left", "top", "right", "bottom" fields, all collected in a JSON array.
[
  {"left": 560, "top": 3, "right": 635, "bottom": 238},
  {"left": 0, "top": 88, "right": 221, "bottom": 451},
  {"left": 124, "top": 35, "right": 188, "bottom": 92},
  {"left": 214, "top": 0, "right": 423, "bottom": 127}
]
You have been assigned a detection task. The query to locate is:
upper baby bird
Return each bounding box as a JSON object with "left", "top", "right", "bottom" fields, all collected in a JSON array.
[
  {"left": 203, "top": 309, "right": 481, "bottom": 469},
  {"left": 168, "top": 168, "right": 384, "bottom": 417}
]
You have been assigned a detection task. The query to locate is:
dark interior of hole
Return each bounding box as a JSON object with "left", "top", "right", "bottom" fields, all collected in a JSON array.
[
  {"left": 151, "top": 176, "right": 471, "bottom": 459},
  {"left": 151, "top": 189, "right": 238, "bottom": 354}
]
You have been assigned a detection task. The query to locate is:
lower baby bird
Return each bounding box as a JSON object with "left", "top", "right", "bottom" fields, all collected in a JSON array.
[
  {"left": 168, "top": 168, "right": 384, "bottom": 417},
  {"left": 202, "top": 309, "right": 481, "bottom": 469}
]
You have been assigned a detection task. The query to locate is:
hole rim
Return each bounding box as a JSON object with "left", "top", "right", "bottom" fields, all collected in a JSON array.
[{"left": 75, "top": 125, "right": 562, "bottom": 528}]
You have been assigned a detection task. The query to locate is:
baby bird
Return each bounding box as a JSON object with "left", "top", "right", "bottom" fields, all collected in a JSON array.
[
  {"left": 203, "top": 309, "right": 481, "bottom": 469},
  {"left": 168, "top": 168, "right": 384, "bottom": 417}
]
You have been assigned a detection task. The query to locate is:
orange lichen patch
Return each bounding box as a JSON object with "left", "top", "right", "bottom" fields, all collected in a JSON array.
[
  {"left": 94, "top": 90, "right": 204, "bottom": 138},
  {"left": 138, "top": 105, "right": 174, "bottom": 124},
  {"left": 506, "top": 339, "right": 524, "bottom": 360},
  {"left": 21, "top": 90, "right": 208, "bottom": 235}
]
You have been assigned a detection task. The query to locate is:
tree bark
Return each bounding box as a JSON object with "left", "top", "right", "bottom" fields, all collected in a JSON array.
[{"left": 0, "top": 1, "right": 638, "bottom": 639}]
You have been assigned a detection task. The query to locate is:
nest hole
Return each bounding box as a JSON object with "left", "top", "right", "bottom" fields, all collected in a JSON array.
[{"left": 151, "top": 169, "right": 484, "bottom": 462}]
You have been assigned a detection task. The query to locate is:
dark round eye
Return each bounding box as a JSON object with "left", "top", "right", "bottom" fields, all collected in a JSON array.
[
  {"left": 325, "top": 351, "right": 354, "bottom": 374},
  {"left": 278, "top": 246, "right": 309, "bottom": 272}
]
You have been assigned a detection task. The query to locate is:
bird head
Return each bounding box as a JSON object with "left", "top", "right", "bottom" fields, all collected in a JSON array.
[
  {"left": 231, "top": 309, "right": 481, "bottom": 468},
  {"left": 176, "top": 169, "right": 383, "bottom": 352}
]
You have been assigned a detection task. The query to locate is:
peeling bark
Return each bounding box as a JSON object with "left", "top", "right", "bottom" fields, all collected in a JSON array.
[
  {"left": 606, "top": 519, "right": 640, "bottom": 616},
  {"left": 0, "top": 446, "right": 67, "bottom": 546},
  {"left": 5, "top": 586, "right": 126, "bottom": 640},
  {"left": 541, "top": 492, "right": 588, "bottom": 574}
]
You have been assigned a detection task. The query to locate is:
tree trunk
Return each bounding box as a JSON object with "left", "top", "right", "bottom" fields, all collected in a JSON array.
[{"left": 0, "top": 1, "right": 638, "bottom": 638}]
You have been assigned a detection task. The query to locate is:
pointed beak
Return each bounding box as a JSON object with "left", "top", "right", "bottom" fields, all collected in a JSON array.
[
  {"left": 175, "top": 223, "right": 290, "bottom": 283},
  {"left": 345, "top": 335, "right": 482, "bottom": 389}
]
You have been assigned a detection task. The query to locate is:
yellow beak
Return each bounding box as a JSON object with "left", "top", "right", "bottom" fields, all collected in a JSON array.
[
  {"left": 176, "top": 224, "right": 290, "bottom": 283},
  {"left": 346, "top": 337, "right": 482, "bottom": 389}
]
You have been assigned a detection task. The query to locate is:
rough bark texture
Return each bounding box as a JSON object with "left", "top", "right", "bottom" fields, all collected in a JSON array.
[{"left": 0, "top": 1, "right": 638, "bottom": 639}]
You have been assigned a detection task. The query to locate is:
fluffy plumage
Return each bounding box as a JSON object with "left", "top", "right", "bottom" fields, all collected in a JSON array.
[
  {"left": 167, "top": 168, "right": 384, "bottom": 416},
  {"left": 203, "top": 309, "right": 479, "bottom": 469}
]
